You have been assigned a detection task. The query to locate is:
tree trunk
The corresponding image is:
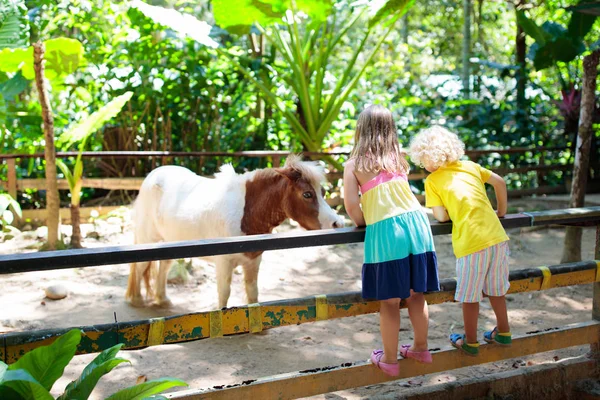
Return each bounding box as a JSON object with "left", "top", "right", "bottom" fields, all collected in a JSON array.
[
  {"left": 561, "top": 49, "right": 600, "bottom": 263},
  {"left": 515, "top": 4, "right": 528, "bottom": 136},
  {"left": 33, "top": 42, "right": 60, "bottom": 250},
  {"left": 401, "top": 12, "right": 409, "bottom": 44},
  {"left": 70, "top": 203, "right": 81, "bottom": 248},
  {"left": 462, "top": 0, "right": 472, "bottom": 97}
]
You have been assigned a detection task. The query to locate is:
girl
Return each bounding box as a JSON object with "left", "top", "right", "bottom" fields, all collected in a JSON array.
[
  {"left": 343, "top": 105, "right": 440, "bottom": 377},
  {"left": 409, "top": 126, "right": 511, "bottom": 357}
]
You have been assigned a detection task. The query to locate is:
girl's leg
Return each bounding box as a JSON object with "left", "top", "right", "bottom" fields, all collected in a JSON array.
[
  {"left": 380, "top": 298, "right": 401, "bottom": 364},
  {"left": 488, "top": 295, "right": 510, "bottom": 334},
  {"left": 406, "top": 291, "right": 429, "bottom": 352}
]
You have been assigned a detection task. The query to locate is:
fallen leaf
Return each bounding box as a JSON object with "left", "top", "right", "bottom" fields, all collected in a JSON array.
[{"left": 136, "top": 375, "right": 147, "bottom": 384}]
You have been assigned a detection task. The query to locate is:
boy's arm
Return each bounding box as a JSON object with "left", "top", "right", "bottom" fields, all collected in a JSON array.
[
  {"left": 487, "top": 172, "right": 507, "bottom": 217},
  {"left": 343, "top": 161, "right": 366, "bottom": 227},
  {"left": 432, "top": 206, "right": 450, "bottom": 222}
]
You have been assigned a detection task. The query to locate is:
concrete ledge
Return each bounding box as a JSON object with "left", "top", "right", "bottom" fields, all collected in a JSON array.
[{"left": 379, "top": 355, "right": 599, "bottom": 400}]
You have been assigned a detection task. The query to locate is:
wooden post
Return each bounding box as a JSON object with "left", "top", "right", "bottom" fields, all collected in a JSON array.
[
  {"left": 6, "top": 158, "right": 17, "bottom": 199},
  {"left": 591, "top": 224, "right": 600, "bottom": 358},
  {"left": 273, "top": 156, "right": 281, "bottom": 168}
]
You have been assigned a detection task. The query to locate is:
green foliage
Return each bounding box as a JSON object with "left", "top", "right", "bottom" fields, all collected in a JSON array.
[
  {"left": 105, "top": 378, "right": 189, "bottom": 400},
  {"left": 0, "top": 38, "right": 84, "bottom": 83},
  {"left": 0, "top": 0, "right": 29, "bottom": 49},
  {"left": 0, "top": 192, "right": 21, "bottom": 229},
  {"left": 211, "top": 0, "right": 333, "bottom": 34},
  {"left": 0, "top": 329, "right": 187, "bottom": 400}
]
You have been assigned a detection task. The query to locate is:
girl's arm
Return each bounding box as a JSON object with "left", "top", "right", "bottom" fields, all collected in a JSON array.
[
  {"left": 343, "top": 161, "right": 366, "bottom": 227},
  {"left": 487, "top": 172, "right": 508, "bottom": 217},
  {"left": 432, "top": 206, "right": 450, "bottom": 222}
]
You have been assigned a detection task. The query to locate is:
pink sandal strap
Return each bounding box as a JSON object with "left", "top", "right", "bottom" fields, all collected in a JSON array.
[
  {"left": 370, "top": 350, "right": 399, "bottom": 377},
  {"left": 399, "top": 344, "right": 433, "bottom": 364}
]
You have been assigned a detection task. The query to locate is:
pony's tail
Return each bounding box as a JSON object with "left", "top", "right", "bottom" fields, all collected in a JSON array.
[{"left": 143, "top": 262, "right": 156, "bottom": 300}]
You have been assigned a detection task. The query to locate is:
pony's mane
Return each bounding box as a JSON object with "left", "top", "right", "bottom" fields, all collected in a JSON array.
[{"left": 283, "top": 154, "right": 326, "bottom": 186}]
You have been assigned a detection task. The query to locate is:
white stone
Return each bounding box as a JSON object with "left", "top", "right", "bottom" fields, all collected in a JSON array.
[{"left": 45, "top": 284, "right": 68, "bottom": 300}]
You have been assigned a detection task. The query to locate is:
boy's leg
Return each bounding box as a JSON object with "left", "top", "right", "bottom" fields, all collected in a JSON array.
[
  {"left": 455, "top": 249, "right": 488, "bottom": 346},
  {"left": 489, "top": 296, "right": 510, "bottom": 334},
  {"left": 380, "top": 298, "right": 401, "bottom": 364},
  {"left": 463, "top": 302, "right": 480, "bottom": 344},
  {"left": 483, "top": 241, "right": 511, "bottom": 336},
  {"left": 406, "top": 291, "right": 429, "bottom": 351}
]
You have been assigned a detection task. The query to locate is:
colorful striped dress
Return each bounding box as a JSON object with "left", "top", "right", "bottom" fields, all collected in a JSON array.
[{"left": 360, "top": 170, "right": 439, "bottom": 300}]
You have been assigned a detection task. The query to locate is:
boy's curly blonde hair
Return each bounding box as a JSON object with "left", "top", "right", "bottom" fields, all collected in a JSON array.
[{"left": 408, "top": 126, "right": 465, "bottom": 169}]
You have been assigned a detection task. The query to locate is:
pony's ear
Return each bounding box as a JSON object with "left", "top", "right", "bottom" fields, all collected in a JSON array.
[{"left": 277, "top": 167, "right": 302, "bottom": 182}]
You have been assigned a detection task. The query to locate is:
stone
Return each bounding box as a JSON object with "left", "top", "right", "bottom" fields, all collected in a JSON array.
[{"left": 45, "top": 284, "right": 68, "bottom": 300}]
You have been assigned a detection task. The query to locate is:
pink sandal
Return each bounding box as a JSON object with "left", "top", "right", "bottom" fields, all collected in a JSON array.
[
  {"left": 399, "top": 344, "right": 433, "bottom": 364},
  {"left": 370, "top": 349, "right": 399, "bottom": 376}
]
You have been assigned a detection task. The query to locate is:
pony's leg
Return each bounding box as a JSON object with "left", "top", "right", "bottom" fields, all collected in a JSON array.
[
  {"left": 242, "top": 255, "right": 261, "bottom": 305},
  {"left": 154, "top": 259, "right": 174, "bottom": 307},
  {"left": 216, "top": 258, "right": 236, "bottom": 309},
  {"left": 126, "top": 262, "right": 149, "bottom": 307}
]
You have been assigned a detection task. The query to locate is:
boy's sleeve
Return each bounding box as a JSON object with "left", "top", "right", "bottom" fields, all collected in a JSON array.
[
  {"left": 424, "top": 178, "right": 443, "bottom": 208},
  {"left": 477, "top": 163, "right": 493, "bottom": 183}
]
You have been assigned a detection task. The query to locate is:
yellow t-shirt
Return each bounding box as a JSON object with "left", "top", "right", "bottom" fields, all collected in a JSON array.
[{"left": 425, "top": 160, "right": 509, "bottom": 258}]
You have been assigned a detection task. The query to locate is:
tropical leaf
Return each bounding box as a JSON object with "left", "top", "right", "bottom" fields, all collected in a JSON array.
[
  {"left": 58, "top": 344, "right": 129, "bottom": 400},
  {"left": 0, "top": 0, "right": 29, "bottom": 49},
  {"left": 105, "top": 378, "right": 188, "bottom": 400},
  {"left": 0, "top": 71, "right": 28, "bottom": 100},
  {"left": 517, "top": 10, "right": 548, "bottom": 46},
  {"left": 0, "top": 368, "right": 53, "bottom": 400},
  {"left": 0, "top": 37, "right": 84, "bottom": 83},
  {"left": 568, "top": 4, "right": 597, "bottom": 38},
  {"left": 56, "top": 159, "right": 76, "bottom": 192},
  {"left": 210, "top": 0, "right": 333, "bottom": 34},
  {"left": 59, "top": 91, "right": 134, "bottom": 149},
  {"left": 369, "top": 0, "right": 414, "bottom": 28},
  {"left": 8, "top": 329, "right": 82, "bottom": 391},
  {"left": 0, "top": 193, "right": 21, "bottom": 218},
  {"left": 131, "top": 0, "right": 219, "bottom": 47}
]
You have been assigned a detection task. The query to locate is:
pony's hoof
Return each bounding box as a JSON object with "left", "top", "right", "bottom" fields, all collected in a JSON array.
[
  {"left": 154, "top": 298, "right": 173, "bottom": 308},
  {"left": 127, "top": 297, "right": 146, "bottom": 308}
]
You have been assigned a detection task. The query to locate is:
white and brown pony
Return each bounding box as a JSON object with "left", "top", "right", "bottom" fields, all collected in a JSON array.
[{"left": 125, "top": 155, "right": 344, "bottom": 308}]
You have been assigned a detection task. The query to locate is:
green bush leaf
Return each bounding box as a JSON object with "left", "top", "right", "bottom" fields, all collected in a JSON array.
[
  {"left": 58, "top": 344, "right": 129, "bottom": 400},
  {"left": 0, "top": 71, "right": 28, "bottom": 101},
  {"left": 105, "top": 378, "right": 188, "bottom": 400},
  {"left": 369, "top": 0, "right": 414, "bottom": 28},
  {"left": 0, "top": 37, "right": 83, "bottom": 83},
  {"left": 131, "top": 0, "right": 219, "bottom": 47},
  {"left": 59, "top": 91, "right": 134, "bottom": 149},
  {"left": 0, "top": 0, "right": 29, "bottom": 49},
  {"left": 0, "top": 368, "right": 53, "bottom": 400},
  {"left": 517, "top": 11, "right": 548, "bottom": 46},
  {"left": 0, "top": 92, "right": 5, "bottom": 128},
  {"left": 0, "top": 193, "right": 21, "bottom": 218},
  {"left": 9, "top": 329, "right": 82, "bottom": 391}
]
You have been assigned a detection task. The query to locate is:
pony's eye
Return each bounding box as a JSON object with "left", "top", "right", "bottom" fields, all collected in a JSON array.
[{"left": 303, "top": 192, "right": 313, "bottom": 199}]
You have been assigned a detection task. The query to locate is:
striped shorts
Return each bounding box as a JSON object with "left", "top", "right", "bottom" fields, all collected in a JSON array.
[{"left": 455, "top": 241, "right": 510, "bottom": 303}]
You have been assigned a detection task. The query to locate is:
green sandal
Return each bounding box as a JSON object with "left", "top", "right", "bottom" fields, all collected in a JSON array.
[
  {"left": 484, "top": 327, "right": 512, "bottom": 346},
  {"left": 449, "top": 333, "right": 479, "bottom": 356}
]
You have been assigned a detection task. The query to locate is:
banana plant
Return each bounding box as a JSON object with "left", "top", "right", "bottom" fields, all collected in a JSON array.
[
  {"left": 0, "top": 329, "right": 187, "bottom": 399},
  {"left": 56, "top": 92, "right": 133, "bottom": 248},
  {"left": 131, "top": 0, "right": 414, "bottom": 168},
  {"left": 0, "top": 192, "right": 21, "bottom": 231}
]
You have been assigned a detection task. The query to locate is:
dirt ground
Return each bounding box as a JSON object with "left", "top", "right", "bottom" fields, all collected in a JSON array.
[{"left": 0, "top": 197, "right": 598, "bottom": 399}]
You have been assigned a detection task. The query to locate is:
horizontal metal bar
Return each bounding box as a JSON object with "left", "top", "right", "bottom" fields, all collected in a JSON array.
[
  {"left": 1, "top": 260, "right": 597, "bottom": 363},
  {"left": 0, "top": 213, "right": 532, "bottom": 275},
  {"left": 166, "top": 320, "right": 600, "bottom": 400}
]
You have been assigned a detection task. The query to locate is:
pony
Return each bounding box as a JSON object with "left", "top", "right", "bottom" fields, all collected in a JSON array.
[{"left": 125, "top": 155, "right": 344, "bottom": 308}]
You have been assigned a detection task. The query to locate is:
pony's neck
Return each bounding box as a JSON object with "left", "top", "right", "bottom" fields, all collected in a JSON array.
[{"left": 241, "top": 169, "right": 288, "bottom": 235}]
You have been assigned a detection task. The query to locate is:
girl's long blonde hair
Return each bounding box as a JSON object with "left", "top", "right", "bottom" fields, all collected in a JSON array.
[{"left": 350, "top": 105, "right": 409, "bottom": 174}]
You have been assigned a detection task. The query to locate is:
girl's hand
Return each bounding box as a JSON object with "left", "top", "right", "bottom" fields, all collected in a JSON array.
[{"left": 496, "top": 209, "right": 506, "bottom": 218}]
